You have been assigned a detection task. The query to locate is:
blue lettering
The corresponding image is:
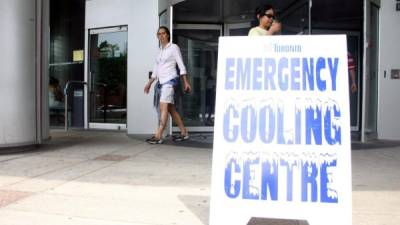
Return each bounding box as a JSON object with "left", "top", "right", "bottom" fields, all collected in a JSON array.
[
  {"left": 295, "top": 104, "right": 302, "bottom": 144},
  {"left": 316, "top": 57, "right": 326, "bottom": 91},
  {"left": 223, "top": 153, "right": 340, "bottom": 204},
  {"left": 264, "top": 58, "right": 276, "bottom": 90},
  {"left": 281, "top": 159, "right": 296, "bottom": 201},
  {"left": 324, "top": 104, "right": 342, "bottom": 145},
  {"left": 278, "top": 58, "right": 289, "bottom": 91},
  {"left": 305, "top": 105, "right": 322, "bottom": 145},
  {"left": 290, "top": 58, "right": 301, "bottom": 90},
  {"left": 240, "top": 105, "right": 257, "bottom": 143},
  {"left": 236, "top": 58, "right": 251, "bottom": 90},
  {"left": 277, "top": 105, "right": 286, "bottom": 144},
  {"left": 243, "top": 156, "right": 260, "bottom": 199},
  {"left": 253, "top": 58, "right": 262, "bottom": 90},
  {"left": 302, "top": 58, "right": 314, "bottom": 91},
  {"left": 301, "top": 162, "right": 318, "bottom": 202},
  {"left": 259, "top": 105, "right": 275, "bottom": 144},
  {"left": 328, "top": 58, "right": 339, "bottom": 91},
  {"left": 224, "top": 158, "right": 241, "bottom": 198},
  {"left": 225, "top": 58, "right": 234, "bottom": 90},
  {"left": 261, "top": 159, "right": 278, "bottom": 200},
  {"left": 320, "top": 159, "right": 338, "bottom": 203},
  {"left": 223, "top": 105, "right": 239, "bottom": 142}
]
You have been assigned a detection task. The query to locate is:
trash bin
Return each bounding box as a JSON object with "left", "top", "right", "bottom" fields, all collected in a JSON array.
[{"left": 72, "top": 89, "right": 84, "bottom": 127}]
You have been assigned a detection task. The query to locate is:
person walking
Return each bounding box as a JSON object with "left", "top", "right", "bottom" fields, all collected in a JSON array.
[{"left": 144, "top": 26, "right": 191, "bottom": 144}]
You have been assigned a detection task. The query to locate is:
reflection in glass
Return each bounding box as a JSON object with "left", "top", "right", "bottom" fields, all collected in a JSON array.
[
  {"left": 48, "top": 75, "right": 65, "bottom": 126},
  {"left": 279, "top": 2, "right": 309, "bottom": 34},
  {"left": 347, "top": 35, "right": 360, "bottom": 131},
  {"left": 174, "top": 29, "right": 219, "bottom": 127},
  {"left": 49, "top": 0, "right": 85, "bottom": 127},
  {"left": 228, "top": 27, "right": 250, "bottom": 36},
  {"left": 366, "top": 4, "right": 379, "bottom": 135},
  {"left": 89, "top": 30, "right": 128, "bottom": 124}
]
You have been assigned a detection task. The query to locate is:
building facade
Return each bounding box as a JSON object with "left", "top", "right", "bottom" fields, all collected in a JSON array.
[{"left": 1, "top": 0, "right": 399, "bottom": 149}]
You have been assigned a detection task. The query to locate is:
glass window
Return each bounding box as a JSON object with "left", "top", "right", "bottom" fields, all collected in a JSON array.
[
  {"left": 174, "top": 28, "right": 220, "bottom": 128},
  {"left": 49, "top": 0, "right": 85, "bottom": 127},
  {"left": 89, "top": 29, "right": 128, "bottom": 124}
]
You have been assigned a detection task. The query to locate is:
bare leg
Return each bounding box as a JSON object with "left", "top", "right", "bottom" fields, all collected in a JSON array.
[
  {"left": 155, "top": 102, "right": 169, "bottom": 139},
  {"left": 168, "top": 104, "right": 187, "bottom": 135}
]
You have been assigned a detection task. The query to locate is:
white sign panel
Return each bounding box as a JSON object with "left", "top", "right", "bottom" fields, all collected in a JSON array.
[{"left": 210, "top": 35, "right": 352, "bottom": 225}]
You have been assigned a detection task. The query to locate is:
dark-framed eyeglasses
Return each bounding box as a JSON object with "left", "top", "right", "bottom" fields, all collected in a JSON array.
[{"left": 264, "top": 13, "right": 275, "bottom": 19}]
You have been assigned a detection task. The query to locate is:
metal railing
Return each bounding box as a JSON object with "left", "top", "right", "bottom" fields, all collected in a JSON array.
[{"left": 64, "top": 80, "right": 87, "bottom": 131}]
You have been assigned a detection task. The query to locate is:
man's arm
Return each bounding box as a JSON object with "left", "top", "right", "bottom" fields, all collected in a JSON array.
[
  {"left": 181, "top": 74, "right": 192, "bottom": 93},
  {"left": 349, "top": 68, "right": 357, "bottom": 93},
  {"left": 144, "top": 78, "right": 156, "bottom": 94}
]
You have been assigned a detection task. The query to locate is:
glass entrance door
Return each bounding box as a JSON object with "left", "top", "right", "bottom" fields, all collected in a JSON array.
[
  {"left": 173, "top": 24, "right": 221, "bottom": 132},
  {"left": 361, "top": 1, "right": 379, "bottom": 141},
  {"left": 88, "top": 26, "right": 128, "bottom": 129}
]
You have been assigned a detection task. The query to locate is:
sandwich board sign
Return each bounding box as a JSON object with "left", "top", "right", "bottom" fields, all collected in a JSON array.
[{"left": 209, "top": 35, "right": 352, "bottom": 225}]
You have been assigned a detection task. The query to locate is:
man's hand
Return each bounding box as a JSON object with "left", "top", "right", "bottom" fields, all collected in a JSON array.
[
  {"left": 181, "top": 74, "right": 192, "bottom": 93},
  {"left": 183, "top": 81, "right": 192, "bottom": 93},
  {"left": 144, "top": 78, "right": 155, "bottom": 94},
  {"left": 351, "top": 82, "right": 357, "bottom": 93},
  {"left": 144, "top": 83, "right": 151, "bottom": 94},
  {"left": 268, "top": 21, "right": 281, "bottom": 35}
]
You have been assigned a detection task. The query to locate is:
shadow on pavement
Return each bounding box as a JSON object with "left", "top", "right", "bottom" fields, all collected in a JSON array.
[
  {"left": 129, "top": 133, "right": 213, "bottom": 149},
  {"left": 352, "top": 139, "right": 400, "bottom": 150},
  {"left": 178, "top": 195, "right": 209, "bottom": 225}
]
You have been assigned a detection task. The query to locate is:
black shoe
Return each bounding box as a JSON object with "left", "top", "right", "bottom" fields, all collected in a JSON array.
[
  {"left": 146, "top": 136, "right": 163, "bottom": 144},
  {"left": 146, "top": 136, "right": 156, "bottom": 142},
  {"left": 173, "top": 133, "right": 189, "bottom": 142}
]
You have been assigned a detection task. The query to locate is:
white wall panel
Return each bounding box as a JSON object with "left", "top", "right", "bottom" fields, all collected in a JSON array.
[
  {"left": 378, "top": 1, "right": 400, "bottom": 139},
  {"left": 86, "top": 0, "right": 159, "bottom": 134}
]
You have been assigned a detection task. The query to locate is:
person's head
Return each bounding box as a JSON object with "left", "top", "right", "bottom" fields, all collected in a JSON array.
[
  {"left": 255, "top": 4, "right": 276, "bottom": 29},
  {"left": 49, "top": 76, "right": 59, "bottom": 87},
  {"left": 157, "top": 26, "right": 170, "bottom": 45}
]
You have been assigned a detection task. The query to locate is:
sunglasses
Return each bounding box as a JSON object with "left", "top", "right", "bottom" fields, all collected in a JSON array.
[{"left": 264, "top": 13, "right": 275, "bottom": 19}]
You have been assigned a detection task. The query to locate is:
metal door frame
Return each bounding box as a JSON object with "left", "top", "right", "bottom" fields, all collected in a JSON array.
[
  {"left": 86, "top": 25, "right": 128, "bottom": 130},
  {"left": 361, "top": 0, "right": 380, "bottom": 142}
]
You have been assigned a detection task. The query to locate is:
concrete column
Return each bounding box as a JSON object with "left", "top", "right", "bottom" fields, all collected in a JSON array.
[{"left": 0, "top": 0, "right": 48, "bottom": 148}]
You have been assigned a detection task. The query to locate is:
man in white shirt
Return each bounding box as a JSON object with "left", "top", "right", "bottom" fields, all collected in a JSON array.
[{"left": 144, "top": 26, "right": 191, "bottom": 144}]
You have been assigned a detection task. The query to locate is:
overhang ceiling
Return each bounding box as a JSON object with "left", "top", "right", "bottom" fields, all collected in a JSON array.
[{"left": 174, "top": 0, "right": 363, "bottom": 32}]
